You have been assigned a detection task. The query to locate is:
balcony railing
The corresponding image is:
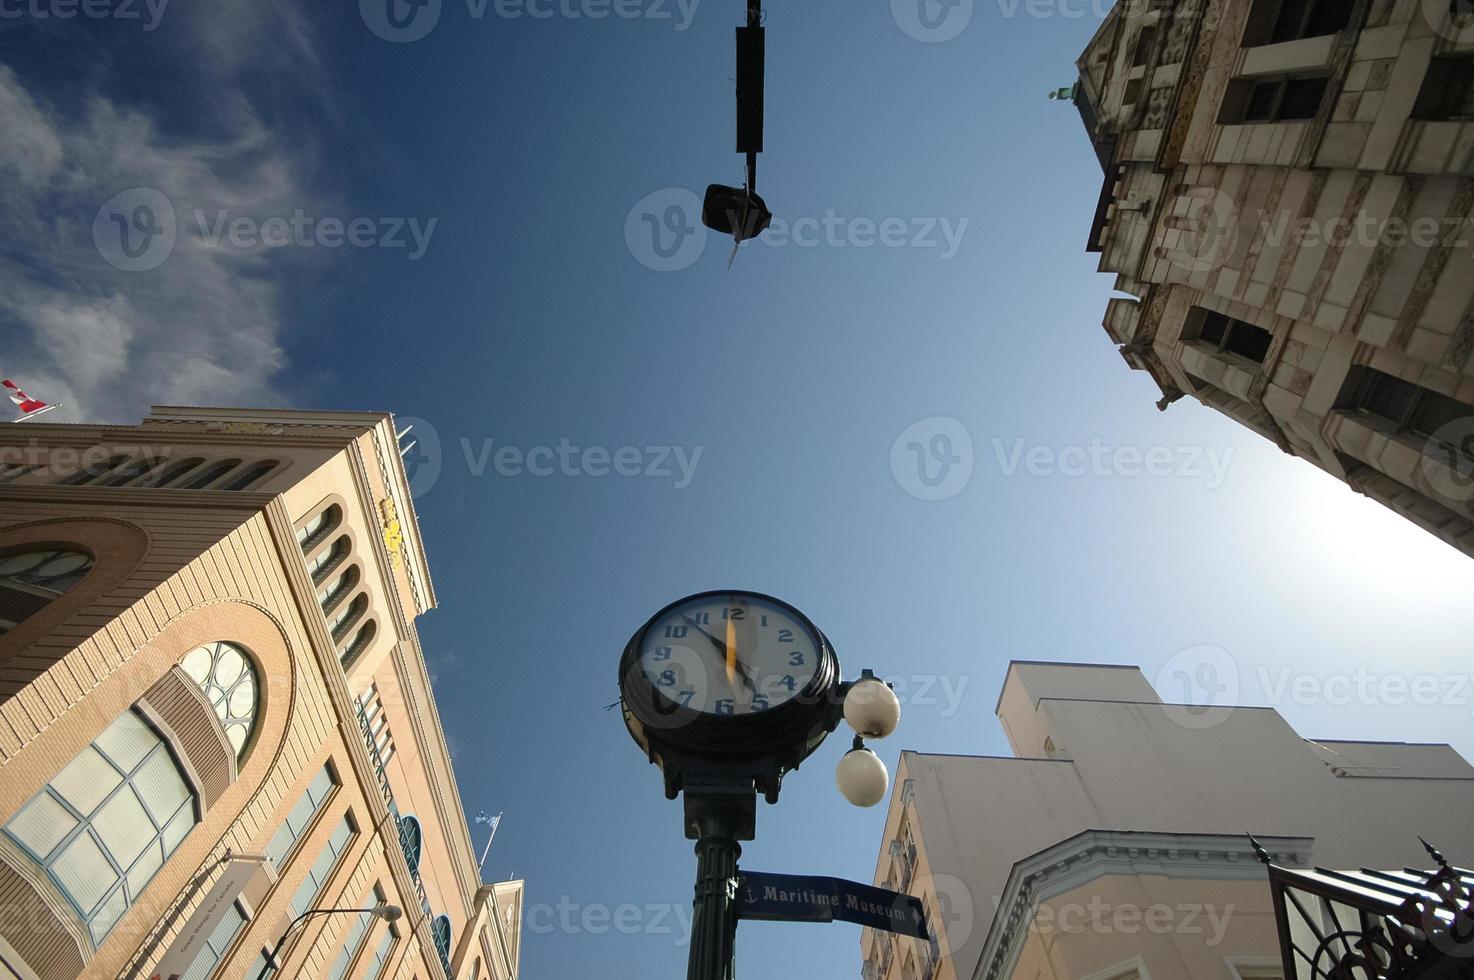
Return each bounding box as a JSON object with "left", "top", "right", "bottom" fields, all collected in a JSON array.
[{"left": 355, "top": 696, "right": 447, "bottom": 979}]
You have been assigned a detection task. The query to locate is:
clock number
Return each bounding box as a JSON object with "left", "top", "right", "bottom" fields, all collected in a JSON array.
[
  {"left": 716, "top": 699, "right": 735, "bottom": 715},
  {"left": 723, "top": 607, "right": 745, "bottom": 620},
  {"left": 653, "top": 646, "right": 672, "bottom": 661},
  {"left": 779, "top": 675, "right": 797, "bottom": 692},
  {"left": 658, "top": 670, "right": 676, "bottom": 687},
  {"left": 777, "top": 629, "right": 793, "bottom": 643},
  {"left": 678, "top": 690, "right": 696, "bottom": 706},
  {"left": 760, "top": 614, "right": 769, "bottom": 626},
  {"left": 690, "top": 612, "right": 711, "bottom": 625},
  {"left": 788, "top": 651, "right": 805, "bottom": 667},
  {"left": 664, "top": 625, "right": 689, "bottom": 638},
  {"left": 751, "top": 695, "right": 770, "bottom": 711}
]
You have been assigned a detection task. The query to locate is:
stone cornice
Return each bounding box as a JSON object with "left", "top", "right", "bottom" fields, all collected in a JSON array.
[{"left": 972, "top": 829, "right": 1315, "bottom": 980}]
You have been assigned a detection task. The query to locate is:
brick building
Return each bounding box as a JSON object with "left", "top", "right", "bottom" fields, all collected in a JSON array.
[{"left": 0, "top": 407, "right": 521, "bottom": 980}]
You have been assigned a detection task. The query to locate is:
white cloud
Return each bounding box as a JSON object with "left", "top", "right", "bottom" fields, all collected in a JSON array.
[{"left": 0, "top": 4, "right": 331, "bottom": 423}]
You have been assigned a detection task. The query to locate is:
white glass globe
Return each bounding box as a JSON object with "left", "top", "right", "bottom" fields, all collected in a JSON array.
[
  {"left": 843, "top": 676, "right": 901, "bottom": 739},
  {"left": 836, "top": 744, "right": 889, "bottom": 807}
]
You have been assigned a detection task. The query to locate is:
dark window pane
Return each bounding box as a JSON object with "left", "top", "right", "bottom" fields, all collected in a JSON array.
[
  {"left": 1269, "top": 0, "right": 1311, "bottom": 42},
  {"left": 1409, "top": 388, "right": 1474, "bottom": 443},
  {"left": 1307, "top": 0, "right": 1351, "bottom": 36},
  {"left": 1279, "top": 77, "right": 1326, "bottom": 118},
  {"left": 1225, "top": 319, "right": 1273, "bottom": 363},
  {"left": 1360, "top": 373, "right": 1420, "bottom": 424},
  {"left": 1199, "top": 311, "right": 1230, "bottom": 347},
  {"left": 1244, "top": 81, "right": 1280, "bottom": 121}
]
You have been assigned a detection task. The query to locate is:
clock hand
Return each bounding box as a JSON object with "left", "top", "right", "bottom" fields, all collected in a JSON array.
[
  {"left": 678, "top": 614, "right": 758, "bottom": 694},
  {"left": 724, "top": 613, "right": 758, "bottom": 698},
  {"left": 680, "top": 615, "right": 729, "bottom": 657}
]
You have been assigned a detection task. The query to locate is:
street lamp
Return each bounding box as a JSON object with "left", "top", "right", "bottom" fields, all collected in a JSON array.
[
  {"left": 618, "top": 590, "right": 900, "bottom": 980},
  {"left": 254, "top": 904, "right": 402, "bottom": 980},
  {"left": 702, "top": 0, "right": 774, "bottom": 252}
]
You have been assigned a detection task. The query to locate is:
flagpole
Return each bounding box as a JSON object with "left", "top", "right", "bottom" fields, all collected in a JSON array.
[{"left": 475, "top": 811, "right": 502, "bottom": 876}]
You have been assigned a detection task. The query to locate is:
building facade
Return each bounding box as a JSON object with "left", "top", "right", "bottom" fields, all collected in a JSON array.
[
  {"left": 1076, "top": 0, "right": 1474, "bottom": 556},
  {"left": 860, "top": 661, "right": 1474, "bottom": 980},
  {"left": 0, "top": 407, "right": 521, "bottom": 980}
]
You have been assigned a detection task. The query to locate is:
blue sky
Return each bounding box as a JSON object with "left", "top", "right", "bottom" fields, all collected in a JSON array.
[{"left": 3, "top": 2, "right": 1473, "bottom": 978}]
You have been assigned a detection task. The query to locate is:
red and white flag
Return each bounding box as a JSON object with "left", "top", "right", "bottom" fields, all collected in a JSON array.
[{"left": 3, "top": 379, "right": 59, "bottom": 421}]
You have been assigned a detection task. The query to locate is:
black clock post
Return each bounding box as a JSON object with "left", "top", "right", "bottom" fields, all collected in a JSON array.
[{"left": 618, "top": 591, "right": 901, "bottom": 980}]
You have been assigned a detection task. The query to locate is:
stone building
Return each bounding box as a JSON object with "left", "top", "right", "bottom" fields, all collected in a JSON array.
[
  {"left": 0, "top": 407, "right": 521, "bottom": 980},
  {"left": 859, "top": 661, "right": 1474, "bottom": 980},
  {"left": 1075, "top": 0, "right": 1474, "bottom": 556}
]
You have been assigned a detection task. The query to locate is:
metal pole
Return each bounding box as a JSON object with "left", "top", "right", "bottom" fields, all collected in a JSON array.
[{"left": 686, "top": 833, "right": 741, "bottom": 980}]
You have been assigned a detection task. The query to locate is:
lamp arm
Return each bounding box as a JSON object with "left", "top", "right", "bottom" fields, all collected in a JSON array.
[{"left": 255, "top": 907, "right": 387, "bottom": 980}]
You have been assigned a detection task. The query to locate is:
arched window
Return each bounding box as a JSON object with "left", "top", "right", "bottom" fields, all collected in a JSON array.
[
  {"left": 181, "top": 459, "right": 241, "bottom": 490},
  {"left": 3, "top": 710, "right": 198, "bottom": 945},
  {"left": 431, "top": 915, "right": 453, "bottom": 975},
  {"left": 342, "top": 620, "right": 377, "bottom": 667},
  {"left": 297, "top": 505, "right": 342, "bottom": 551},
  {"left": 328, "top": 594, "right": 367, "bottom": 643},
  {"left": 0, "top": 462, "right": 42, "bottom": 483},
  {"left": 317, "top": 564, "right": 361, "bottom": 616},
  {"left": 397, "top": 814, "right": 422, "bottom": 872},
  {"left": 150, "top": 457, "right": 205, "bottom": 488},
  {"left": 222, "top": 460, "right": 279, "bottom": 492},
  {"left": 178, "top": 641, "right": 260, "bottom": 758},
  {"left": 105, "top": 456, "right": 166, "bottom": 487},
  {"left": 0, "top": 549, "right": 94, "bottom": 636},
  {"left": 307, "top": 536, "right": 350, "bottom": 585},
  {"left": 58, "top": 454, "right": 129, "bottom": 486}
]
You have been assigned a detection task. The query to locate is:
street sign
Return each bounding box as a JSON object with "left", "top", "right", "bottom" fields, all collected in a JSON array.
[{"left": 735, "top": 871, "right": 929, "bottom": 939}]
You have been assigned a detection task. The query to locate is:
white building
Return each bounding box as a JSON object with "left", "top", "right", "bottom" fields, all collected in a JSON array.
[{"left": 861, "top": 661, "right": 1474, "bottom": 980}]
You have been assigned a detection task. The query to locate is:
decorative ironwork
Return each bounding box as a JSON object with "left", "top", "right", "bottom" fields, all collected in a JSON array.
[{"left": 1257, "top": 835, "right": 1474, "bottom": 980}]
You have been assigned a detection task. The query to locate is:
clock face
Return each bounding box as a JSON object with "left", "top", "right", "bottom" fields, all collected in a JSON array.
[{"left": 637, "top": 593, "right": 823, "bottom": 716}]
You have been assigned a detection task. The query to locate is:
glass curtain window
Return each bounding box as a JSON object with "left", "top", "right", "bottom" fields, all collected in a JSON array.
[
  {"left": 287, "top": 814, "right": 354, "bottom": 918},
  {"left": 363, "top": 929, "right": 395, "bottom": 980},
  {"left": 325, "top": 888, "right": 382, "bottom": 980},
  {"left": 3, "top": 710, "right": 197, "bottom": 945},
  {"left": 178, "top": 641, "right": 260, "bottom": 757},
  {"left": 265, "top": 766, "right": 337, "bottom": 868},
  {"left": 0, "top": 549, "right": 93, "bottom": 636}
]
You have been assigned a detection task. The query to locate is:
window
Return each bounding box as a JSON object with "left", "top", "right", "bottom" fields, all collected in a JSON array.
[
  {"left": 326, "top": 886, "right": 384, "bottom": 980},
  {"left": 287, "top": 814, "right": 355, "bottom": 918},
  {"left": 329, "top": 594, "right": 368, "bottom": 643},
  {"left": 297, "top": 505, "right": 342, "bottom": 551},
  {"left": 181, "top": 459, "right": 241, "bottom": 490},
  {"left": 1242, "top": 0, "right": 1350, "bottom": 45},
  {"left": 1412, "top": 57, "right": 1474, "bottom": 120},
  {"left": 103, "top": 456, "right": 165, "bottom": 486},
  {"left": 150, "top": 457, "right": 205, "bottom": 488},
  {"left": 318, "top": 565, "right": 361, "bottom": 616},
  {"left": 177, "top": 900, "right": 247, "bottom": 980},
  {"left": 265, "top": 765, "right": 337, "bottom": 869},
  {"left": 431, "top": 915, "right": 453, "bottom": 977},
  {"left": 57, "top": 453, "right": 129, "bottom": 486},
  {"left": 0, "top": 462, "right": 41, "bottom": 483},
  {"left": 0, "top": 549, "right": 93, "bottom": 636},
  {"left": 1220, "top": 74, "right": 1327, "bottom": 123},
  {"left": 221, "top": 460, "right": 278, "bottom": 492},
  {"left": 178, "top": 641, "right": 260, "bottom": 757},
  {"left": 3, "top": 710, "right": 198, "bottom": 944},
  {"left": 1339, "top": 368, "right": 1474, "bottom": 466},
  {"left": 1195, "top": 309, "right": 1273, "bottom": 364},
  {"left": 358, "top": 686, "right": 396, "bottom": 767},
  {"left": 1131, "top": 26, "right": 1155, "bottom": 67},
  {"left": 342, "top": 621, "right": 377, "bottom": 667},
  {"left": 362, "top": 928, "right": 395, "bottom": 980},
  {"left": 308, "top": 536, "right": 350, "bottom": 585},
  {"left": 398, "top": 814, "right": 423, "bottom": 872}
]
